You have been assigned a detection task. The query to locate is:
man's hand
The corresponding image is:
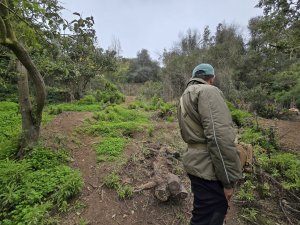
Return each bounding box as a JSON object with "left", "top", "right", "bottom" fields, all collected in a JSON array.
[{"left": 224, "top": 188, "right": 234, "bottom": 201}]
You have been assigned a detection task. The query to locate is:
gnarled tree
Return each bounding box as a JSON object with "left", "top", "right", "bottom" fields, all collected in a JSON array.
[{"left": 0, "top": 0, "right": 46, "bottom": 157}]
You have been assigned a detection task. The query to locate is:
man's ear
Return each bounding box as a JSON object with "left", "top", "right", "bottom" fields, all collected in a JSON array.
[{"left": 209, "top": 76, "right": 215, "bottom": 85}]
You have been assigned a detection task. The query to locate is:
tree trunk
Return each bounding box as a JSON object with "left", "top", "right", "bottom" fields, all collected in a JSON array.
[
  {"left": 16, "top": 61, "right": 39, "bottom": 157},
  {"left": 0, "top": 0, "right": 46, "bottom": 157}
]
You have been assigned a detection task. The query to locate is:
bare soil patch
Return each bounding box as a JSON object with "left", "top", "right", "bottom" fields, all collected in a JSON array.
[{"left": 258, "top": 118, "right": 300, "bottom": 153}]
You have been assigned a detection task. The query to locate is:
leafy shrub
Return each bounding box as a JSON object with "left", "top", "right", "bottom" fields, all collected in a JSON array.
[
  {"left": 94, "top": 80, "right": 125, "bottom": 104},
  {"left": 255, "top": 149, "right": 300, "bottom": 191},
  {"left": 78, "top": 95, "right": 96, "bottom": 104},
  {"left": 227, "top": 101, "right": 253, "bottom": 126},
  {"left": 46, "top": 87, "right": 69, "bottom": 103},
  {"left": 242, "top": 208, "right": 258, "bottom": 223},
  {"left": 237, "top": 179, "right": 256, "bottom": 202},
  {"left": 0, "top": 84, "right": 18, "bottom": 102},
  {"left": 240, "top": 128, "right": 263, "bottom": 145},
  {"left": 131, "top": 97, "right": 176, "bottom": 120},
  {"left": 138, "top": 81, "right": 163, "bottom": 100}
]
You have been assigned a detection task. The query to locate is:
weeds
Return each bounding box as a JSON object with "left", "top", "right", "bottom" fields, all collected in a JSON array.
[
  {"left": 84, "top": 105, "right": 149, "bottom": 162},
  {"left": 79, "top": 218, "right": 90, "bottom": 225},
  {"left": 103, "top": 172, "right": 133, "bottom": 200},
  {"left": 147, "top": 126, "right": 154, "bottom": 137},
  {"left": 103, "top": 172, "right": 120, "bottom": 189},
  {"left": 230, "top": 102, "right": 299, "bottom": 223},
  {"left": 117, "top": 185, "right": 134, "bottom": 200},
  {"left": 242, "top": 208, "right": 258, "bottom": 223},
  {"left": 237, "top": 178, "right": 256, "bottom": 202},
  {"left": 0, "top": 146, "right": 83, "bottom": 224},
  {"left": 128, "top": 97, "right": 176, "bottom": 120}
]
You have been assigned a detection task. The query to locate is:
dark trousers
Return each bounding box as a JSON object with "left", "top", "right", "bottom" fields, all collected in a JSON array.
[{"left": 188, "top": 174, "right": 228, "bottom": 225}]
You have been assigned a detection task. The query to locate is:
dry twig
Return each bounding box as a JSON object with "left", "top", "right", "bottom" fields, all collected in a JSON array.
[{"left": 279, "top": 200, "right": 294, "bottom": 225}]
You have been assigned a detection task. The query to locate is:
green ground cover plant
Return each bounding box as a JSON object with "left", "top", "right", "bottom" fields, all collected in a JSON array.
[
  {"left": 0, "top": 146, "right": 83, "bottom": 224},
  {"left": 128, "top": 96, "right": 176, "bottom": 121},
  {"left": 228, "top": 103, "right": 299, "bottom": 223},
  {"left": 86, "top": 105, "right": 150, "bottom": 162},
  {"left": 45, "top": 86, "right": 125, "bottom": 115},
  {"left": 103, "top": 172, "right": 133, "bottom": 200},
  {"left": 87, "top": 105, "right": 149, "bottom": 137},
  {"left": 95, "top": 137, "right": 127, "bottom": 162},
  {"left": 0, "top": 101, "right": 20, "bottom": 159}
]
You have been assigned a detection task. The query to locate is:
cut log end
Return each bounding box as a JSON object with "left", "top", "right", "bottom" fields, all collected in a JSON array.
[{"left": 155, "top": 183, "right": 170, "bottom": 201}]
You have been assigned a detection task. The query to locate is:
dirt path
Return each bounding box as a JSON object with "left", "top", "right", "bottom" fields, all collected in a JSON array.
[
  {"left": 40, "top": 108, "right": 291, "bottom": 225},
  {"left": 40, "top": 110, "right": 244, "bottom": 225},
  {"left": 259, "top": 118, "right": 300, "bottom": 153},
  {"left": 41, "top": 110, "right": 193, "bottom": 225}
]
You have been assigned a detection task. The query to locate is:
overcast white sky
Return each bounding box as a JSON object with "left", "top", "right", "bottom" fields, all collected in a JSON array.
[{"left": 61, "top": 0, "right": 262, "bottom": 59}]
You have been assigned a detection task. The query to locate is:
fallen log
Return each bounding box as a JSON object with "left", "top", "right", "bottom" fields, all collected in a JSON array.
[
  {"left": 136, "top": 156, "right": 188, "bottom": 201},
  {"left": 155, "top": 182, "right": 170, "bottom": 201}
]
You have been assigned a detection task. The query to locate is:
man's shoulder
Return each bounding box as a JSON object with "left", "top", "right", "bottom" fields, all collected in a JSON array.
[
  {"left": 196, "top": 84, "right": 222, "bottom": 95},
  {"left": 183, "top": 84, "right": 222, "bottom": 97}
]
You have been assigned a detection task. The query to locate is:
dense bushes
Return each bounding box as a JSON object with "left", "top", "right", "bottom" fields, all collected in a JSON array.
[
  {"left": 46, "top": 87, "right": 70, "bottom": 103},
  {"left": 93, "top": 85, "right": 125, "bottom": 104},
  {"left": 0, "top": 84, "right": 18, "bottom": 102}
]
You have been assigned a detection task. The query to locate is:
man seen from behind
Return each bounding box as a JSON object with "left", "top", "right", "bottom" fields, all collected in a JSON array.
[{"left": 178, "top": 63, "right": 242, "bottom": 225}]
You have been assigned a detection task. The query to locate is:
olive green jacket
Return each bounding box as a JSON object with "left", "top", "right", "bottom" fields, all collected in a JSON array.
[{"left": 178, "top": 78, "right": 242, "bottom": 188}]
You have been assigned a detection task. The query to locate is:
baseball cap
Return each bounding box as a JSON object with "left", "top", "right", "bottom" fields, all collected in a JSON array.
[{"left": 192, "top": 63, "right": 215, "bottom": 77}]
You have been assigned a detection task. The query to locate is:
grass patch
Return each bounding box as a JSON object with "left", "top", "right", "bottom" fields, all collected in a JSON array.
[
  {"left": 46, "top": 102, "right": 102, "bottom": 115},
  {"left": 128, "top": 97, "right": 176, "bottom": 120},
  {"left": 0, "top": 145, "right": 83, "bottom": 224},
  {"left": 87, "top": 105, "right": 149, "bottom": 161},
  {"left": 95, "top": 137, "right": 127, "bottom": 162}
]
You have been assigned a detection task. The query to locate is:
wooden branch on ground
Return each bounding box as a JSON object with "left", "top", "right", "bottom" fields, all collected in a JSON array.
[
  {"left": 259, "top": 171, "right": 300, "bottom": 202},
  {"left": 279, "top": 200, "right": 295, "bottom": 225}
]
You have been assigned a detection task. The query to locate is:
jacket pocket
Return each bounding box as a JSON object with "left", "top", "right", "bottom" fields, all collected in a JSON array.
[{"left": 183, "top": 147, "right": 217, "bottom": 180}]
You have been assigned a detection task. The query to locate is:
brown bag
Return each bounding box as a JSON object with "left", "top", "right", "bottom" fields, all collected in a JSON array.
[{"left": 236, "top": 142, "right": 253, "bottom": 173}]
